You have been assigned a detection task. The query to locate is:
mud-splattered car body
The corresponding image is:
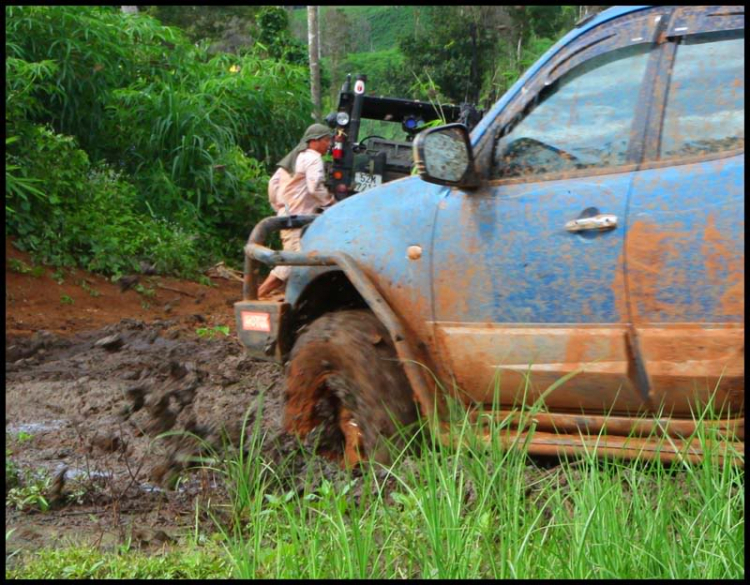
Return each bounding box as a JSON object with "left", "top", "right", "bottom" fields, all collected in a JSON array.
[{"left": 237, "top": 5, "right": 744, "bottom": 463}]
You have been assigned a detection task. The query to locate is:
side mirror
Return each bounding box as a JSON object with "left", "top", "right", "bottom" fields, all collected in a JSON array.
[{"left": 412, "top": 123, "right": 479, "bottom": 189}]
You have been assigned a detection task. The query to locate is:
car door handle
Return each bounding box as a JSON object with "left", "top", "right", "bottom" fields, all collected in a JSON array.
[{"left": 565, "top": 214, "right": 618, "bottom": 232}]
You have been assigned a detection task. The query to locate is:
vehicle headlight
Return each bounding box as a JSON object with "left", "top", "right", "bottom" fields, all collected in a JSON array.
[{"left": 336, "top": 112, "right": 350, "bottom": 126}]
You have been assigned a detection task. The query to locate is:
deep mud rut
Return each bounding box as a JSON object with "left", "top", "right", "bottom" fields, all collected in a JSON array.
[
  {"left": 4, "top": 238, "right": 420, "bottom": 556},
  {"left": 5, "top": 317, "right": 284, "bottom": 551},
  {"left": 5, "top": 316, "right": 402, "bottom": 555}
]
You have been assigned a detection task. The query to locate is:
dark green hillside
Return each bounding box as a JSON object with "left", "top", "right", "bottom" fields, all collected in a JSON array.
[{"left": 290, "top": 6, "right": 416, "bottom": 52}]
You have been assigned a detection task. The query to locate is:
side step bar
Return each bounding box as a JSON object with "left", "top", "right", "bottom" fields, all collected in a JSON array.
[{"left": 441, "top": 426, "right": 744, "bottom": 466}]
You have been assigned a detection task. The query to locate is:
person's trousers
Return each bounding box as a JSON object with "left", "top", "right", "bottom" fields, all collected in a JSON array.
[{"left": 270, "top": 228, "right": 302, "bottom": 282}]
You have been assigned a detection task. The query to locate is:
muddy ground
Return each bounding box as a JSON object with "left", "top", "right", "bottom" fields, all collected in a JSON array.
[
  {"left": 5, "top": 237, "right": 423, "bottom": 556},
  {"left": 5, "top": 237, "right": 298, "bottom": 553}
]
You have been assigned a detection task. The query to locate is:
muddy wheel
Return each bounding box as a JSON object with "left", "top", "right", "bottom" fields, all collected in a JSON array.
[{"left": 284, "top": 309, "right": 419, "bottom": 465}]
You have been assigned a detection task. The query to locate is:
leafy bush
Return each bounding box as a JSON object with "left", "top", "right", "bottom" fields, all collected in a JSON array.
[
  {"left": 398, "top": 7, "right": 498, "bottom": 105},
  {"left": 6, "top": 126, "right": 206, "bottom": 278},
  {"left": 5, "top": 56, "right": 60, "bottom": 123},
  {"left": 6, "top": 125, "right": 92, "bottom": 262},
  {"left": 64, "top": 167, "right": 207, "bottom": 278},
  {"left": 5, "top": 5, "right": 186, "bottom": 158},
  {"left": 255, "top": 6, "right": 309, "bottom": 66},
  {"left": 5, "top": 5, "right": 314, "bottom": 278}
]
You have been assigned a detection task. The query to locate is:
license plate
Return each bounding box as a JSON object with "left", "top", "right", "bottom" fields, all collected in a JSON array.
[
  {"left": 241, "top": 311, "right": 271, "bottom": 332},
  {"left": 353, "top": 172, "right": 382, "bottom": 193}
]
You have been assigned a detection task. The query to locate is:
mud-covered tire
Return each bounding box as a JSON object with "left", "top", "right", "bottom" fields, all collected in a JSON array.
[{"left": 284, "top": 309, "right": 419, "bottom": 465}]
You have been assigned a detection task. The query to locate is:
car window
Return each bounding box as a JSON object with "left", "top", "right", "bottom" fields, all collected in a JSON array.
[
  {"left": 492, "top": 43, "right": 651, "bottom": 179},
  {"left": 660, "top": 30, "right": 744, "bottom": 159},
  {"left": 358, "top": 118, "right": 406, "bottom": 142}
]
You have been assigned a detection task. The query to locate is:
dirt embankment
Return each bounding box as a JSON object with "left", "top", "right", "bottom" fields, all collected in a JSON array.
[{"left": 6, "top": 236, "right": 243, "bottom": 337}]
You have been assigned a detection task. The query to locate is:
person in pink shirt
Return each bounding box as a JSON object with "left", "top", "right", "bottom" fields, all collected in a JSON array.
[{"left": 258, "top": 124, "right": 335, "bottom": 298}]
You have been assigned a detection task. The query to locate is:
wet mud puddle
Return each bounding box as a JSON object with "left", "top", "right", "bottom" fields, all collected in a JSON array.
[{"left": 5, "top": 318, "right": 285, "bottom": 550}]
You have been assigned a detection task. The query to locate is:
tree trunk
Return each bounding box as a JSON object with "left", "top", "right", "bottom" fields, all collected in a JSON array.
[
  {"left": 516, "top": 35, "right": 523, "bottom": 67},
  {"left": 317, "top": 7, "right": 322, "bottom": 65},
  {"left": 307, "top": 6, "right": 321, "bottom": 123},
  {"left": 468, "top": 22, "right": 478, "bottom": 103}
]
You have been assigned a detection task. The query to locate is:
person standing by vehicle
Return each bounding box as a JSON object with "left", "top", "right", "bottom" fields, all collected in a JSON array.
[{"left": 258, "top": 123, "right": 335, "bottom": 298}]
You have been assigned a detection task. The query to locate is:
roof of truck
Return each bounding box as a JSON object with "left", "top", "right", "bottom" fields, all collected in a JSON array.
[{"left": 580, "top": 5, "right": 652, "bottom": 31}]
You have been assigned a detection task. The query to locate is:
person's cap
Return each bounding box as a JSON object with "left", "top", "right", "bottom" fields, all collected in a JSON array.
[{"left": 302, "top": 123, "right": 333, "bottom": 143}]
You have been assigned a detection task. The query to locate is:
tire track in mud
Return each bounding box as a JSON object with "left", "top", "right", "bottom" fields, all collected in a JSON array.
[
  {"left": 5, "top": 315, "right": 414, "bottom": 513},
  {"left": 6, "top": 317, "right": 285, "bottom": 494}
]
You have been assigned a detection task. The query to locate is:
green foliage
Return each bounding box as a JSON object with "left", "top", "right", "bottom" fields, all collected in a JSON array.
[
  {"left": 8, "top": 258, "right": 45, "bottom": 278},
  {"left": 6, "top": 543, "right": 230, "bottom": 579},
  {"left": 6, "top": 471, "right": 52, "bottom": 512},
  {"left": 5, "top": 6, "right": 187, "bottom": 158},
  {"left": 351, "top": 6, "right": 418, "bottom": 53},
  {"left": 6, "top": 124, "right": 92, "bottom": 262},
  {"left": 6, "top": 125, "right": 207, "bottom": 278},
  {"left": 14, "top": 431, "right": 35, "bottom": 444},
  {"left": 196, "top": 325, "right": 231, "bottom": 339},
  {"left": 5, "top": 56, "right": 60, "bottom": 124},
  {"left": 6, "top": 449, "right": 20, "bottom": 491},
  {"left": 133, "top": 283, "right": 155, "bottom": 298},
  {"left": 5, "top": 5, "right": 313, "bottom": 279},
  {"left": 319, "top": 8, "right": 357, "bottom": 104},
  {"left": 102, "top": 49, "right": 309, "bottom": 261},
  {"left": 337, "top": 49, "right": 412, "bottom": 99},
  {"left": 52, "top": 269, "right": 65, "bottom": 284},
  {"left": 480, "top": 7, "right": 581, "bottom": 108},
  {"left": 399, "top": 7, "right": 500, "bottom": 105},
  {"left": 143, "top": 5, "right": 260, "bottom": 54},
  {"left": 291, "top": 6, "right": 417, "bottom": 53},
  {"left": 298, "top": 6, "right": 586, "bottom": 110},
  {"left": 78, "top": 280, "right": 101, "bottom": 297},
  {"left": 255, "top": 6, "right": 308, "bottom": 66},
  {"left": 394, "top": 6, "right": 583, "bottom": 108},
  {"left": 510, "top": 6, "right": 580, "bottom": 42},
  {"left": 519, "top": 35, "right": 559, "bottom": 70}
]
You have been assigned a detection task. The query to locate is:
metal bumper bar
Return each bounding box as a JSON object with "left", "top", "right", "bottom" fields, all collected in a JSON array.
[
  {"left": 243, "top": 215, "right": 319, "bottom": 301},
  {"left": 243, "top": 214, "right": 441, "bottom": 421}
]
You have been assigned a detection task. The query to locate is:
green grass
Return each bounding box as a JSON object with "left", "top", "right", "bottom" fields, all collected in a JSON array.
[
  {"left": 6, "top": 542, "right": 230, "bottom": 579},
  {"left": 5, "top": 448, "right": 21, "bottom": 491},
  {"left": 7, "top": 395, "right": 744, "bottom": 579},
  {"left": 195, "top": 325, "right": 231, "bottom": 339},
  {"left": 207, "top": 396, "right": 744, "bottom": 579}
]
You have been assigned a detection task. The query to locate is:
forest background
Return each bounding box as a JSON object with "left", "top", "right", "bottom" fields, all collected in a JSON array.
[{"left": 5, "top": 5, "right": 605, "bottom": 281}]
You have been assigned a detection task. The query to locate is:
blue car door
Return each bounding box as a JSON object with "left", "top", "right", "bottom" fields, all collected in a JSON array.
[
  {"left": 626, "top": 6, "right": 744, "bottom": 417},
  {"left": 430, "top": 8, "right": 669, "bottom": 414}
]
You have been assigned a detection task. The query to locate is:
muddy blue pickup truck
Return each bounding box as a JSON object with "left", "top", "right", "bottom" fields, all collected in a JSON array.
[{"left": 235, "top": 5, "right": 744, "bottom": 465}]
